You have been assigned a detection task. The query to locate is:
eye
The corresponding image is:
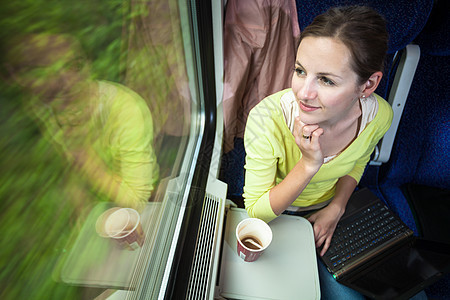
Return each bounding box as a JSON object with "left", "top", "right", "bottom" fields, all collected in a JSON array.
[
  {"left": 319, "top": 76, "right": 335, "bottom": 86},
  {"left": 294, "top": 67, "right": 306, "bottom": 77}
]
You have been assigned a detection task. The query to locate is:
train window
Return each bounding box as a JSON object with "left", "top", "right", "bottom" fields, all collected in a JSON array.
[{"left": 0, "top": 0, "right": 215, "bottom": 298}]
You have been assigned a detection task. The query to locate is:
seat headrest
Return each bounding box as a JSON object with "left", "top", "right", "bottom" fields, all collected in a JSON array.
[{"left": 414, "top": 0, "right": 450, "bottom": 56}]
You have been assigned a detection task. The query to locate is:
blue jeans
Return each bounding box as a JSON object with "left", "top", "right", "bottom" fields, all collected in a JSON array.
[{"left": 317, "top": 258, "right": 366, "bottom": 300}]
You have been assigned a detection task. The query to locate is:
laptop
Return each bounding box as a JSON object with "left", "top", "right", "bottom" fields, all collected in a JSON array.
[{"left": 320, "top": 188, "right": 450, "bottom": 300}]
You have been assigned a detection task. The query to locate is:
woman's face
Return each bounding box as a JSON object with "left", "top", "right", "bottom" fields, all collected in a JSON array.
[
  {"left": 13, "top": 36, "right": 88, "bottom": 102},
  {"left": 292, "top": 36, "right": 364, "bottom": 126}
]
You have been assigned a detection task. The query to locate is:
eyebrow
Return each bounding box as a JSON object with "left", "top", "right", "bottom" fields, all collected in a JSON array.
[{"left": 295, "top": 61, "right": 343, "bottom": 80}]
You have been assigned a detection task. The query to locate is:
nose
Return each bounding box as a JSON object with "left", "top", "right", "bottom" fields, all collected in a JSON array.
[{"left": 298, "top": 77, "right": 318, "bottom": 101}]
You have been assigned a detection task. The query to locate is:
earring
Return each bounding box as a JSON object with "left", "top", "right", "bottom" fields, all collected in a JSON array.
[{"left": 360, "top": 94, "right": 366, "bottom": 101}]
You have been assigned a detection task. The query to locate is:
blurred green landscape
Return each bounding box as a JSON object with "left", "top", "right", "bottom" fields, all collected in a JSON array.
[{"left": 0, "top": 1, "right": 130, "bottom": 298}]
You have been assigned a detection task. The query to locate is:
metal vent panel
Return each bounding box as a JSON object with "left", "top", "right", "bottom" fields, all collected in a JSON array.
[{"left": 187, "top": 193, "right": 224, "bottom": 299}]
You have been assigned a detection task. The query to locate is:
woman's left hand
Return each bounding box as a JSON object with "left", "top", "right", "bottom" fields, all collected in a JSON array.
[{"left": 307, "top": 203, "right": 345, "bottom": 256}]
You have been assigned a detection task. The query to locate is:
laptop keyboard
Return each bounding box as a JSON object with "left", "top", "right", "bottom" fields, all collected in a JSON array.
[{"left": 325, "top": 201, "right": 412, "bottom": 269}]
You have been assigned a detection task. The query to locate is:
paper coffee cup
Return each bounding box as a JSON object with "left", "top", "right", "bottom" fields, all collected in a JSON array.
[
  {"left": 96, "top": 207, "right": 144, "bottom": 250},
  {"left": 236, "top": 218, "right": 272, "bottom": 262},
  {"left": 96, "top": 207, "right": 121, "bottom": 238}
]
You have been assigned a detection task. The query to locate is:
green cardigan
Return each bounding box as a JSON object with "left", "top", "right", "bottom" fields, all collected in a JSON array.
[{"left": 243, "top": 89, "right": 393, "bottom": 222}]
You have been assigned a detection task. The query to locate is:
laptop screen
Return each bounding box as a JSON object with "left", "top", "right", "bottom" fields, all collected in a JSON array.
[{"left": 342, "top": 239, "right": 450, "bottom": 299}]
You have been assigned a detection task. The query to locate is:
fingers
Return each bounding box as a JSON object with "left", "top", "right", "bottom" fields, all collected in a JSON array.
[
  {"left": 320, "top": 236, "right": 332, "bottom": 257},
  {"left": 295, "top": 117, "right": 323, "bottom": 145},
  {"left": 294, "top": 117, "right": 324, "bottom": 171},
  {"left": 314, "top": 228, "right": 330, "bottom": 255},
  {"left": 307, "top": 213, "right": 316, "bottom": 223},
  {"left": 316, "top": 234, "right": 326, "bottom": 249},
  {"left": 311, "top": 127, "right": 324, "bottom": 140},
  {"left": 310, "top": 220, "right": 333, "bottom": 256},
  {"left": 304, "top": 126, "right": 323, "bottom": 141},
  {"left": 312, "top": 222, "right": 325, "bottom": 246},
  {"left": 301, "top": 124, "right": 320, "bottom": 141},
  {"left": 295, "top": 117, "right": 317, "bottom": 137}
]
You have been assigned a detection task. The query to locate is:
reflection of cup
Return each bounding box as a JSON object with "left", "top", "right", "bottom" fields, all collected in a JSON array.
[
  {"left": 236, "top": 218, "right": 272, "bottom": 262},
  {"left": 96, "top": 207, "right": 144, "bottom": 250}
]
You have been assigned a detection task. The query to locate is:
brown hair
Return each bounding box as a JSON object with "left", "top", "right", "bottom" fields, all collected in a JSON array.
[{"left": 299, "top": 6, "right": 388, "bottom": 84}]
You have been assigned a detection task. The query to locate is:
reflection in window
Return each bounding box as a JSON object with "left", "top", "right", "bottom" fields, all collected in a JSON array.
[{"left": 0, "top": 0, "right": 194, "bottom": 298}]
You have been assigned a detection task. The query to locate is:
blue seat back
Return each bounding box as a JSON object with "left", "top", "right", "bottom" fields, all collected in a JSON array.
[
  {"left": 377, "top": 2, "right": 450, "bottom": 296},
  {"left": 378, "top": 0, "right": 450, "bottom": 225}
]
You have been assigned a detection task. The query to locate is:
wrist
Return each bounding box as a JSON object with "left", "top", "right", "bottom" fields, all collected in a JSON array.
[
  {"left": 297, "top": 158, "right": 321, "bottom": 176},
  {"left": 327, "top": 201, "right": 346, "bottom": 219}
]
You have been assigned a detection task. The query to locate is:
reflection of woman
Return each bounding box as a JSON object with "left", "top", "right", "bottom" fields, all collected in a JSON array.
[
  {"left": 244, "top": 6, "right": 394, "bottom": 298},
  {"left": 9, "top": 34, "right": 159, "bottom": 209}
]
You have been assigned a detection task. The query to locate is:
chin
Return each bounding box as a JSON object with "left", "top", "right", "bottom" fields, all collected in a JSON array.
[{"left": 299, "top": 112, "right": 321, "bottom": 125}]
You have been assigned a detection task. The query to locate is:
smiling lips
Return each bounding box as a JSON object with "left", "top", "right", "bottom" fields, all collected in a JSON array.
[{"left": 299, "top": 101, "right": 320, "bottom": 112}]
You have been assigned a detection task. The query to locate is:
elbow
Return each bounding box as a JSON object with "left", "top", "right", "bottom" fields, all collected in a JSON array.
[{"left": 245, "top": 203, "right": 277, "bottom": 224}]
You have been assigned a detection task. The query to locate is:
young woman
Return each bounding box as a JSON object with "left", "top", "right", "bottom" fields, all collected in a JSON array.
[
  {"left": 243, "top": 6, "right": 399, "bottom": 299},
  {"left": 7, "top": 34, "right": 160, "bottom": 210}
]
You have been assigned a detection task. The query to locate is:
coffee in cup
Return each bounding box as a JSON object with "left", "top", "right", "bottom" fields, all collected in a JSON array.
[
  {"left": 96, "top": 207, "right": 144, "bottom": 250},
  {"left": 236, "top": 218, "right": 272, "bottom": 262}
]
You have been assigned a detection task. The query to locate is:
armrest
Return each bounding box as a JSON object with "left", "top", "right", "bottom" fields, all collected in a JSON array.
[{"left": 370, "top": 44, "right": 421, "bottom": 165}]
